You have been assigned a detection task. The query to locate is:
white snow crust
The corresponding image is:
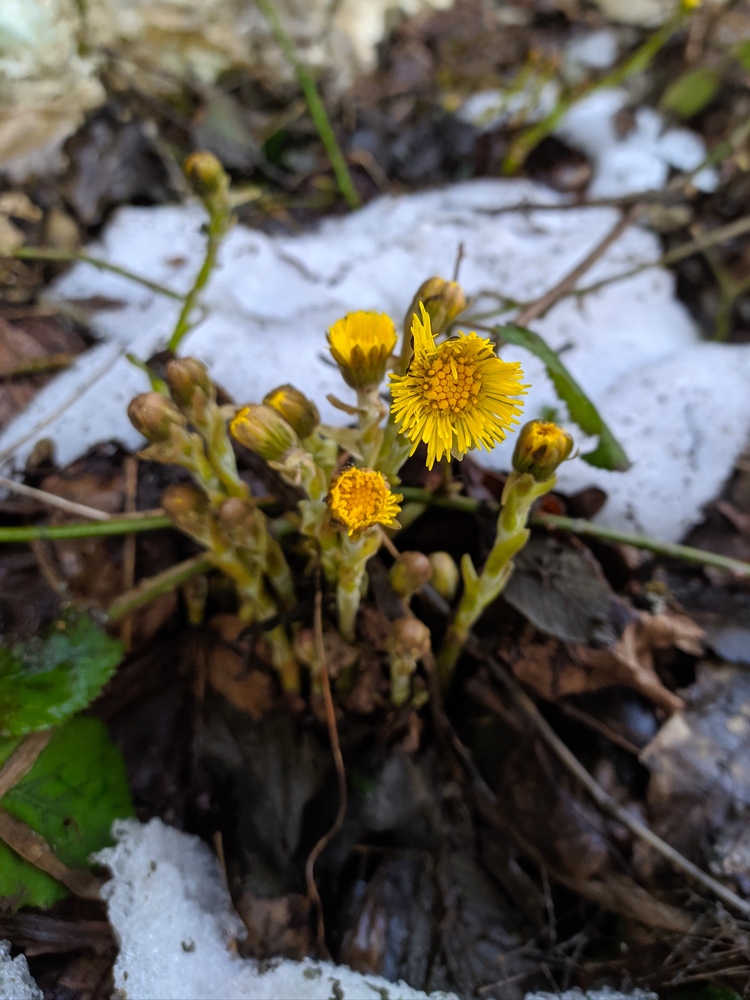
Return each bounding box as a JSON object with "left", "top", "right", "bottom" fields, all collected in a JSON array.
[
  {"left": 1, "top": 178, "right": 749, "bottom": 543},
  {"left": 0, "top": 941, "right": 42, "bottom": 1000},
  {"left": 95, "top": 817, "right": 456, "bottom": 1000}
]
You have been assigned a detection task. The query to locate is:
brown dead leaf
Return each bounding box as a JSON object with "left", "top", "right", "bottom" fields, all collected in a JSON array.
[
  {"left": 507, "top": 612, "right": 702, "bottom": 713},
  {"left": 235, "top": 890, "right": 312, "bottom": 960},
  {"left": 207, "top": 634, "right": 273, "bottom": 720}
]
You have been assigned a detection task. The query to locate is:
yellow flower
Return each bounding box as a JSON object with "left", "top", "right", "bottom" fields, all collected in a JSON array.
[
  {"left": 389, "top": 304, "right": 527, "bottom": 470},
  {"left": 327, "top": 467, "right": 402, "bottom": 536},
  {"left": 512, "top": 420, "right": 574, "bottom": 482},
  {"left": 328, "top": 311, "right": 397, "bottom": 388}
]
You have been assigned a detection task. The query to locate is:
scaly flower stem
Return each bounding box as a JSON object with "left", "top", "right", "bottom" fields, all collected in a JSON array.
[
  {"left": 168, "top": 209, "right": 226, "bottom": 353},
  {"left": 356, "top": 387, "right": 386, "bottom": 466},
  {"left": 399, "top": 486, "right": 750, "bottom": 580},
  {"left": 336, "top": 530, "right": 380, "bottom": 642},
  {"left": 108, "top": 554, "right": 213, "bottom": 622},
  {"left": 437, "top": 471, "right": 554, "bottom": 684}
]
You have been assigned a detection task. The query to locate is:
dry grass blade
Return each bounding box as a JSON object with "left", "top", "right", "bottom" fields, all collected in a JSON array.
[
  {"left": 305, "top": 586, "right": 348, "bottom": 958},
  {"left": 0, "top": 473, "right": 113, "bottom": 522},
  {"left": 0, "top": 731, "right": 53, "bottom": 799},
  {"left": 479, "top": 648, "right": 750, "bottom": 919},
  {"left": 0, "top": 809, "right": 103, "bottom": 900}
]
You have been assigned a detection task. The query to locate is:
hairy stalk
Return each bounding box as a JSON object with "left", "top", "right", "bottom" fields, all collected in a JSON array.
[
  {"left": 0, "top": 514, "right": 171, "bottom": 543},
  {"left": 168, "top": 210, "right": 226, "bottom": 352},
  {"left": 399, "top": 486, "right": 750, "bottom": 579},
  {"left": 438, "top": 471, "right": 554, "bottom": 683}
]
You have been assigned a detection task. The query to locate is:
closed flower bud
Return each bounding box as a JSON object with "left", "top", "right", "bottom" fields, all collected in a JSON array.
[
  {"left": 407, "top": 277, "right": 466, "bottom": 337},
  {"left": 128, "top": 392, "right": 185, "bottom": 442},
  {"left": 161, "top": 483, "right": 210, "bottom": 540},
  {"left": 389, "top": 551, "right": 432, "bottom": 600},
  {"left": 512, "top": 420, "right": 574, "bottom": 482},
  {"left": 263, "top": 384, "right": 320, "bottom": 439},
  {"left": 388, "top": 615, "right": 432, "bottom": 661},
  {"left": 166, "top": 357, "right": 215, "bottom": 411},
  {"left": 230, "top": 403, "right": 299, "bottom": 461},
  {"left": 428, "top": 551, "right": 459, "bottom": 601},
  {"left": 183, "top": 151, "right": 228, "bottom": 199},
  {"left": 217, "top": 497, "right": 254, "bottom": 530}
]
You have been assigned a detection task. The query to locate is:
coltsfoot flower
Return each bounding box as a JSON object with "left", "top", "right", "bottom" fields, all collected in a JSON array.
[
  {"left": 389, "top": 304, "right": 527, "bottom": 469},
  {"left": 327, "top": 467, "right": 402, "bottom": 536},
  {"left": 512, "top": 420, "right": 574, "bottom": 482},
  {"left": 263, "top": 384, "right": 320, "bottom": 439},
  {"left": 328, "top": 311, "right": 397, "bottom": 388},
  {"left": 230, "top": 403, "right": 299, "bottom": 461}
]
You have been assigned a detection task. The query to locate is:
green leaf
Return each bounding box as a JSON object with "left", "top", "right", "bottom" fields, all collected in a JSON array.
[
  {"left": 0, "top": 609, "right": 123, "bottom": 736},
  {"left": 496, "top": 323, "right": 631, "bottom": 472},
  {"left": 734, "top": 39, "right": 750, "bottom": 70},
  {"left": 0, "top": 717, "right": 133, "bottom": 909},
  {"left": 661, "top": 67, "right": 719, "bottom": 118}
]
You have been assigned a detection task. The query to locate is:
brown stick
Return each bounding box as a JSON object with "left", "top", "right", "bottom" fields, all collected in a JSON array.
[
  {"left": 0, "top": 809, "right": 104, "bottom": 900},
  {"left": 514, "top": 206, "right": 640, "bottom": 327},
  {"left": 479, "top": 649, "right": 750, "bottom": 920},
  {"left": 0, "top": 474, "right": 113, "bottom": 522},
  {"left": 0, "top": 731, "right": 53, "bottom": 799}
]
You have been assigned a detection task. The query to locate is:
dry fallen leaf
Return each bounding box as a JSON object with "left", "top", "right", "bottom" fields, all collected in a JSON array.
[{"left": 506, "top": 611, "right": 703, "bottom": 713}]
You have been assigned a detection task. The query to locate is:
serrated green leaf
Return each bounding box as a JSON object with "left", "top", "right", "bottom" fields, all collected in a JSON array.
[
  {"left": 661, "top": 67, "right": 719, "bottom": 118},
  {"left": 496, "top": 323, "right": 631, "bottom": 472},
  {"left": 0, "top": 609, "right": 123, "bottom": 736},
  {"left": 0, "top": 717, "right": 133, "bottom": 909}
]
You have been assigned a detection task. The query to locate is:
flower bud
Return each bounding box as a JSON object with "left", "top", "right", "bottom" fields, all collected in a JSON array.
[
  {"left": 166, "top": 357, "right": 215, "bottom": 412},
  {"left": 217, "top": 497, "right": 254, "bottom": 530},
  {"left": 408, "top": 277, "right": 466, "bottom": 337},
  {"left": 512, "top": 420, "right": 574, "bottom": 482},
  {"left": 263, "top": 384, "right": 320, "bottom": 439},
  {"left": 389, "top": 551, "right": 432, "bottom": 601},
  {"left": 128, "top": 392, "right": 185, "bottom": 442},
  {"left": 230, "top": 403, "right": 299, "bottom": 461},
  {"left": 328, "top": 312, "right": 397, "bottom": 388},
  {"left": 428, "top": 551, "right": 459, "bottom": 601},
  {"left": 183, "top": 151, "right": 228, "bottom": 199},
  {"left": 161, "top": 483, "right": 211, "bottom": 542},
  {"left": 387, "top": 615, "right": 432, "bottom": 706}
]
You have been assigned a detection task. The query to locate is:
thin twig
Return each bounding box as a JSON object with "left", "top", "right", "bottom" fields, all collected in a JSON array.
[
  {"left": 107, "top": 553, "right": 213, "bottom": 622},
  {"left": 0, "top": 474, "right": 113, "bottom": 522},
  {"left": 305, "top": 586, "right": 348, "bottom": 958},
  {"left": 0, "top": 513, "right": 171, "bottom": 544},
  {"left": 4, "top": 247, "right": 183, "bottom": 301},
  {"left": 256, "top": 0, "right": 361, "bottom": 210},
  {"left": 0, "top": 354, "right": 74, "bottom": 380},
  {"left": 479, "top": 650, "right": 750, "bottom": 920},
  {"left": 514, "top": 206, "right": 640, "bottom": 327},
  {"left": 0, "top": 808, "right": 104, "bottom": 899},
  {"left": 397, "top": 487, "right": 750, "bottom": 579},
  {"left": 573, "top": 212, "right": 750, "bottom": 300},
  {"left": 0, "top": 731, "right": 53, "bottom": 800}
]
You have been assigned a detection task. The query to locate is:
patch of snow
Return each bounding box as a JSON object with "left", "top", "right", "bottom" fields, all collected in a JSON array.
[
  {"left": 566, "top": 29, "right": 620, "bottom": 72},
  {"left": 0, "top": 941, "right": 42, "bottom": 1000},
  {"left": 0, "top": 179, "right": 749, "bottom": 543},
  {"left": 558, "top": 88, "right": 719, "bottom": 197},
  {"left": 95, "top": 817, "right": 456, "bottom": 1000}
]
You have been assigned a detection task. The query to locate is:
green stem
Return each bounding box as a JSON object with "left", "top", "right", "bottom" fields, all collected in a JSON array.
[
  {"left": 502, "top": 11, "right": 687, "bottom": 174},
  {"left": 168, "top": 212, "right": 224, "bottom": 352},
  {"left": 257, "top": 0, "right": 361, "bottom": 210},
  {"left": 107, "top": 554, "right": 213, "bottom": 622},
  {"left": 0, "top": 514, "right": 171, "bottom": 543},
  {"left": 437, "top": 472, "right": 553, "bottom": 683},
  {"left": 5, "top": 247, "right": 183, "bottom": 301},
  {"left": 398, "top": 486, "right": 750, "bottom": 579}
]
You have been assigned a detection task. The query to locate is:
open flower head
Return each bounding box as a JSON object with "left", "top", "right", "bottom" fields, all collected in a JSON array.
[
  {"left": 327, "top": 467, "right": 402, "bottom": 537},
  {"left": 328, "top": 311, "right": 397, "bottom": 388},
  {"left": 389, "top": 304, "right": 527, "bottom": 469}
]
